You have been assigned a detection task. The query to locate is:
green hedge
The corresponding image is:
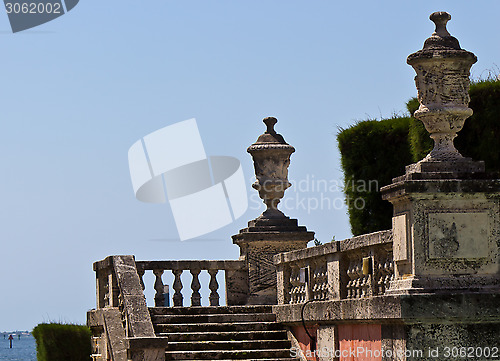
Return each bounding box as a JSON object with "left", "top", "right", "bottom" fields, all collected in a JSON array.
[
  {"left": 338, "top": 79, "right": 500, "bottom": 236},
  {"left": 32, "top": 323, "right": 92, "bottom": 361},
  {"left": 337, "top": 117, "right": 412, "bottom": 236}
]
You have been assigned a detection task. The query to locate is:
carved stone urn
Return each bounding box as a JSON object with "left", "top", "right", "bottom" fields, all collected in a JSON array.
[
  {"left": 247, "top": 117, "right": 295, "bottom": 219},
  {"left": 407, "top": 11, "right": 484, "bottom": 173},
  {"left": 233, "top": 116, "right": 314, "bottom": 304}
]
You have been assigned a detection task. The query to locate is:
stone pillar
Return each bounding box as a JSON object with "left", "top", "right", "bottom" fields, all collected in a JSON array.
[
  {"left": 232, "top": 117, "right": 314, "bottom": 304},
  {"left": 381, "top": 12, "right": 500, "bottom": 294}
]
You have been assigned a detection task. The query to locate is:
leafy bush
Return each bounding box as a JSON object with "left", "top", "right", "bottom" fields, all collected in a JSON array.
[
  {"left": 337, "top": 117, "right": 412, "bottom": 236},
  {"left": 32, "top": 323, "right": 92, "bottom": 361}
]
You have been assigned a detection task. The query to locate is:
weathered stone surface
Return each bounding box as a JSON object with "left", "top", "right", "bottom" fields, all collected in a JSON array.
[
  {"left": 393, "top": 214, "right": 409, "bottom": 262},
  {"left": 224, "top": 267, "right": 250, "bottom": 306},
  {"left": 233, "top": 117, "right": 314, "bottom": 304},
  {"left": 427, "top": 212, "right": 489, "bottom": 259},
  {"left": 406, "top": 12, "right": 479, "bottom": 171},
  {"left": 276, "top": 294, "right": 500, "bottom": 360},
  {"left": 405, "top": 323, "right": 500, "bottom": 361},
  {"left": 129, "top": 348, "right": 165, "bottom": 361},
  {"left": 382, "top": 179, "right": 500, "bottom": 294},
  {"left": 273, "top": 293, "right": 500, "bottom": 324},
  {"left": 247, "top": 117, "right": 295, "bottom": 219},
  {"left": 87, "top": 308, "right": 128, "bottom": 361},
  {"left": 316, "top": 326, "right": 336, "bottom": 361},
  {"left": 112, "top": 255, "right": 156, "bottom": 337}
]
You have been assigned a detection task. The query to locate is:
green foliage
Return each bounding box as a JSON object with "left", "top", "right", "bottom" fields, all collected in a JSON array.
[
  {"left": 32, "top": 323, "right": 92, "bottom": 361},
  {"left": 337, "top": 117, "right": 413, "bottom": 236}
]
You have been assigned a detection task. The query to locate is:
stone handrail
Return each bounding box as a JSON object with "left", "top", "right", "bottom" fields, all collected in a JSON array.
[
  {"left": 274, "top": 230, "right": 393, "bottom": 304},
  {"left": 89, "top": 255, "right": 168, "bottom": 361},
  {"left": 136, "top": 260, "right": 249, "bottom": 307}
]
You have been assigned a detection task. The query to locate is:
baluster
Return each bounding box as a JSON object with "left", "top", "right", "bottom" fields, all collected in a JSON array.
[
  {"left": 320, "top": 265, "right": 328, "bottom": 300},
  {"left": 208, "top": 269, "right": 220, "bottom": 306},
  {"left": 282, "top": 264, "right": 292, "bottom": 304},
  {"left": 385, "top": 259, "right": 394, "bottom": 292},
  {"left": 172, "top": 269, "right": 183, "bottom": 307},
  {"left": 311, "top": 262, "right": 319, "bottom": 300},
  {"left": 153, "top": 269, "right": 165, "bottom": 307},
  {"left": 289, "top": 264, "right": 299, "bottom": 304},
  {"left": 376, "top": 261, "right": 384, "bottom": 295},
  {"left": 355, "top": 262, "right": 363, "bottom": 298},
  {"left": 299, "top": 262, "right": 308, "bottom": 302},
  {"left": 346, "top": 261, "right": 355, "bottom": 299},
  {"left": 190, "top": 269, "right": 201, "bottom": 306}
]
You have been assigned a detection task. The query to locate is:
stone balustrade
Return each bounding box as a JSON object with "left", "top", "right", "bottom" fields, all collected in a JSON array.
[
  {"left": 89, "top": 256, "right": 249, "bottom": 361},
  {"left": 135, "top": 260, "right": 249, "bottom": 307},
  {"left": 274, "top": 230, "right": 393, "bottom": 304}
]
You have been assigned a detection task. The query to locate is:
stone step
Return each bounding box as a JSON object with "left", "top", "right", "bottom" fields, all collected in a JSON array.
[
  {"left": 149, "top": 305, "right": 272, "bottom": 315},
  {"left": 151, "top": 312, "right": 276, "bottom": 324},
  {"left": 164, "top": 349, "right": 294, "bottom": 360},
  {"left": 166, "top": 339, "right": 291, "bottom": 351},
  {"left": 160, "top": 330, "right": 288, "bottom": 342},
  {"left": 155, "top": 321, "right": 283, "bottom": 333}
]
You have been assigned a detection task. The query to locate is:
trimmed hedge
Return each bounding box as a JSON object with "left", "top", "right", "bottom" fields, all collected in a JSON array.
[
  {"left": 337, "top": 117, "right": 412, "bottom": 236},
  {"left": 32, "top": 323, "right": 92, "bottom": 361},
  {"left": 338, "top": 79, "right": 500, "bottom": 236}
]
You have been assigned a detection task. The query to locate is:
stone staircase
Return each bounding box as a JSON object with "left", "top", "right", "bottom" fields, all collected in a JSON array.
[{"left": 149, "top": 305, "right": 299, "bottom": 361}]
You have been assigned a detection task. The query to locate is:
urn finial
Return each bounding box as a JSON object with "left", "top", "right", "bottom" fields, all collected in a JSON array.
[
  {"left": 263, "top": 117, "right": 278, "bottom": 134},
  {"left": 430, "top": 11, "right": 451, "bottom": 37},
  {"left": 247, "top": 117, "right": 295, "bottom": 219},
  {"left": 406, "top": 12, "right": 483, "bottom": 174}
]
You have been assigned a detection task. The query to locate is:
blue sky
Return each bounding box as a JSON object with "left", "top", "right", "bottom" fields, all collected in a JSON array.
[{"left": 1, "top": 1, "right": 499, "bottom": 331}]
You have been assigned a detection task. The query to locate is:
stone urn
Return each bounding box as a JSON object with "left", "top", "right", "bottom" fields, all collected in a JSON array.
[
  {"left": 247, "top": 117, "right": 295, "bottom": 219},
  {"left": 407, "top": 11, "right": 483, "bottom": 172}
]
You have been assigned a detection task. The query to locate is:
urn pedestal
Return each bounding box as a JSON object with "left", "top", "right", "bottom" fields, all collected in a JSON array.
[{"left": 232, "top": 117, "right": 314, "bottom": 304}]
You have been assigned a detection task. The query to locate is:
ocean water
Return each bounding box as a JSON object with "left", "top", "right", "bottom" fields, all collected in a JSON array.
[{"left": 0, "top": 336, "right": 36, "bottom": 361}]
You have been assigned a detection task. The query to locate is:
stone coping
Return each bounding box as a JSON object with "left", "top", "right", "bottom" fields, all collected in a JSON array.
[
  {"left": 94, "top": 256, "right": 246, "bottom": 271},
  {"left": 381, "top": 178, "right": 500, "bottom": 201},
  {"left": 273, "top": 230, "right": 392, "bottom": 265},
  {"left": 273, "top": 293, "right": 500, "bottom": 325},
  {"left": 136, "top": 260, "right": 246, "bottom": 271}
]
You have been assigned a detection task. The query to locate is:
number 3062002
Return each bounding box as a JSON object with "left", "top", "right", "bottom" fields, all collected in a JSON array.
[{"left": 5, "top": 2, "right": 62, "bottom": 14}]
